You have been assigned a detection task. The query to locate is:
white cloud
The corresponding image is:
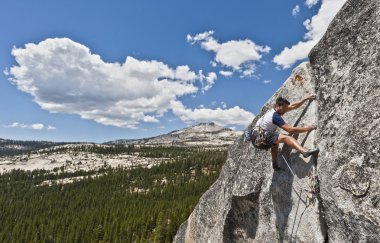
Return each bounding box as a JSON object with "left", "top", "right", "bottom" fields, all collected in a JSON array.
[
  {"left": 292, "top": 5, "right": 300, "bottom": 16},
  {"left": 273, "top": 41, "right": 318, "bottom": 69},
  {"left": 305, "top": 0, "right": 319, "bottom": 8},
  {"left": 187, "top": 31, "right": 270, "bottom": 77},
  {"left": 142, "top": 116, "right": 159, "bottom": 123},
  {"left": 171, "top": 101, "right": 254, "bottom": 127},
  {"left": 186, "top": 31, "right": 214, "bottom": 44},
  {"left": 219, "top": 70, "right": 233, "bottom": 77},
  {"left": 240, "top": 63, "right": 256, "bottom": 78},
  {"left": 274, "top": 0, "right": 346, "bottom": 69},
  {"left": 264, "top": 80, "right": 272, "bottom": 84},
  {"left": 220, "top": 102, "right": 227, "bottom": 109},
  {"left": 8, "top": 38, "right": 212, "bottom": 128},
  {"left": 199, "top": 71, "right": 217, "bottom": 93},
  {"left": 31, "top": 123, "right": 44, "bottom": 130},
  {"left": 7, "top": 122, "right": 54, "bottom": 130}
]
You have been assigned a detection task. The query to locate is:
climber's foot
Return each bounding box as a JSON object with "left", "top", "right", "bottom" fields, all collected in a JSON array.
[
  {"left": 302, "top": 148, "right": 320, "bottom": 158},
  {"left": 272, "top": 161, "right": 282, "bottom": 171}
]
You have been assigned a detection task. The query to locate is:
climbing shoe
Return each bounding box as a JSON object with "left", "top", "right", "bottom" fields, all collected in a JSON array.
[
  {"left": 272, "top": 161, "right": 282, "bottom": 171},
  {"left": 302, "top": 148, "right": 320, "bottom": 158}
]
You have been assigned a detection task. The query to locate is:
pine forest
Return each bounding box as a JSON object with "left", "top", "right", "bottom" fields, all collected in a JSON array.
[{"left": 0, "top": 145, "right": 227, "bottom": 242}]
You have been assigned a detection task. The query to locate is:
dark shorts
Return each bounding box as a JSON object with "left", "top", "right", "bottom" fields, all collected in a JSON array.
[{"left": 252, "top": 130, "right": 279, "bottom": 150}]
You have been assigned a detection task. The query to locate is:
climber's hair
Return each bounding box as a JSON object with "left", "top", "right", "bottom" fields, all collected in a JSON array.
[{"left": 275, "top": 97, "right": 290, "bottom": 107}]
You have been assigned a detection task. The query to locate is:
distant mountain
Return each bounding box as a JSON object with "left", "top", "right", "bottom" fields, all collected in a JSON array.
[
  {"left": 105, "top": 122, "right": 243, "bottom": 147},
  {"left": 0, "top": 139, "right": 71, "bottom": 156},
  {"left": 0, "top": 123, "right": 241, "bottom": 173},
  {"left": 0, "top": 123, "right": 242, "bottom": 157}
]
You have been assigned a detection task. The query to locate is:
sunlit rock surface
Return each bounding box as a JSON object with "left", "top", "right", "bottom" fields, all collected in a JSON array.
[{"left": 175, "top": 0, "right": 380, "bottom": 241}]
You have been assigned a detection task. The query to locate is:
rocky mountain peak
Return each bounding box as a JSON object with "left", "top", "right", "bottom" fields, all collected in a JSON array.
[
  {"left": 175, "top": 0, "right": 380, "bottom": 242},
  {"left": 107, "top": 122, "right": 242, "bottom": 147},
  {"left": 171, "top": 122, "right": 230, "bottom": 135}
]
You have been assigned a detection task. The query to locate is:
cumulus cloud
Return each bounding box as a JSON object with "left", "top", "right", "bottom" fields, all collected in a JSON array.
[
  {"left": 8, "top": 38, "right": 222, "bottom": 128},
  {"left": 292, "top": 5, "right": 300, "bottom": 16},
  {"left": 273, "top": 40, "right": 318, "bottom": 69},
  {"left": 274, "top": 0, "right": 346, "bottom": 69},
  {"left": 263, "top": 80, "right": 272, "bottom": 84},
  {"left": 219, "top": 70, "right": 233, "bottom": 77},
  {"left": 171, "top": 101, "right": 254, "bottom": 127},
  {"left": 187, "top": 31, "right": 270, "bottom": 77},
  {"left": 199, "top": 71, "right": 217, "bottom": 93},
  {"left": 7, "top": 122, "right": 54, "bottom": 130},
  {"left": 305, "top": 0, "right": 319, "bottom": 8}
]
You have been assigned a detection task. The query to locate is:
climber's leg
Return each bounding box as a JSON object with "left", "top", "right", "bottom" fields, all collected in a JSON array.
[
  {"left": 275, "top": 134, "right": 307, "bottom": 152},
  {"left": 271, "top": 144, "right": 279, "bottom": 161},
  {"left": 271, "top": 144, "right": 281, "bottom": 171},
  {"left": 275, "top": 134, "right": 319, "bottom": 157}
]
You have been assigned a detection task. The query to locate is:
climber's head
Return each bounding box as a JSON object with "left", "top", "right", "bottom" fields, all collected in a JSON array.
[{"left": 275, "top": 97, "right": 290, "bottom": 115}]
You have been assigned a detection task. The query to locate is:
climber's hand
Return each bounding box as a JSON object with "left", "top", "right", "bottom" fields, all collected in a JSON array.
[
  {"left": 306, "top": 94, "right": 316, "bottom": 101},
  {"left": 307, "top": 125, "right": 317, "bottom": 131}
]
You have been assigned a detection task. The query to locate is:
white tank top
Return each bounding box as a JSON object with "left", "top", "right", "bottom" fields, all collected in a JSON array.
[{"left": 255, "top": 108, "right": 284, "bottom": 132}]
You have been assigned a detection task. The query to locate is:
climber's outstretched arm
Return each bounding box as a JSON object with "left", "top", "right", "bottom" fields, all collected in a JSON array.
[
  {"left": 285, "top": 94, "right": 316, "bottom": 112},
  {"left": 280, "top": 123, "right": 316, "bottom": 134}
]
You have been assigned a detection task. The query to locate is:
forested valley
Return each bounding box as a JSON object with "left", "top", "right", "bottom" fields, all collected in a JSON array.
[{"left": 0, "top": 146, "right": 227, "bottom": 242}]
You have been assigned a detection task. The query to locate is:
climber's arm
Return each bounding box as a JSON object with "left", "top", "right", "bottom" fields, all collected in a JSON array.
[
  {"left": 280, "top": 123, "right": 316, "bottom": 134},
  {"left": 285, "top": 94, "right": 316, "bottom": 112}
]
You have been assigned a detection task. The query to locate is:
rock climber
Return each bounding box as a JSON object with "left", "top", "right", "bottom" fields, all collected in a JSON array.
[{"left": 249, "top": 95, "right": 319, "bottom": 171}]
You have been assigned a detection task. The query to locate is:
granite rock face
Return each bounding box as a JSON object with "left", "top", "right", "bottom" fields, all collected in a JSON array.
[
  {"left": 309, "top": 0, "right": 380, "bottom": 241},
  {"left": 175, "top": 62, "right": 325, "bottom": 242},
  {"left": 174, "top": 0, "right": 380, "bottom": 242}
]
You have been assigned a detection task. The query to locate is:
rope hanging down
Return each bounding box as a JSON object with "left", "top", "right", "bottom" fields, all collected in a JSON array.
[
  {"left": 280, "top": 153, "right": 317, "bottom": 196},
  {"left": 280, "top": 152, "right": 321, "bottom": 242}
]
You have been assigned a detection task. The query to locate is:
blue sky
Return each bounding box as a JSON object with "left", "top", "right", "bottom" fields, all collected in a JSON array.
[{"left": 0, "top": 0, "right": 346, "bottom": 143}]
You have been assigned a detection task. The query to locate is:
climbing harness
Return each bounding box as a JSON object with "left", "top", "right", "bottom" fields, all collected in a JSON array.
[
  {"left": 243, "top": 130, "right": 253, "bottom": 143},
  {"left": 254, "top": 115, "right": 268, "bottom": 147},
  {"left": 244, "top": 127, "right": 265, "bottom": 144},
  {"left": 253, "top": 126, "right": 266, "bottom": 147},
  {"left": 244, "top": 127, "right": 267, "bottom": 149}
]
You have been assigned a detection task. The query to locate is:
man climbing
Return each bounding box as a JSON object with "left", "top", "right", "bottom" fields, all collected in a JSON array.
[{"left": 250, "top": 95, "right": 319, "bottom": 171}]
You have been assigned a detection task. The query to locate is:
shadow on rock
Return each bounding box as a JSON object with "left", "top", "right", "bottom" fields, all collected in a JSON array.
[
  {"left": 271, "top": 145, "right": 294, "bottom": 242},
  {"left": 223, "top": 192, "right": 260, "bottom": 242}
]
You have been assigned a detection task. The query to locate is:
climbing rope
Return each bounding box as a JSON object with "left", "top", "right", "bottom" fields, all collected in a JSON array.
[
  {"left": 281, "top": 153, "right": 319, "bottom": 243},
  {"left": 281, "top": 153, "right": 296, "bottom": 177},
  {"left": 280, "top": 153, "right": 319, "bottom": 201}
]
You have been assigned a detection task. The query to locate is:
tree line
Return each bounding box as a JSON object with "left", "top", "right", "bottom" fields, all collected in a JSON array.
[{"left": 0, "top": 147, "right": 227, "bottom": 242}]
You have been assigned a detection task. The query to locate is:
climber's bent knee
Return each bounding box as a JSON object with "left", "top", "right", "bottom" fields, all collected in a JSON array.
[{"left": 275, "top": 134, "right": 289, "bottom": 144}]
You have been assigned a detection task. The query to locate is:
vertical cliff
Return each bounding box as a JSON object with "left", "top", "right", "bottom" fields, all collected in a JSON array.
[
  {"left": 309, "top": 0, "right": 380, "bottom": 241},
  {"left": 174, "top": 0, "right": 379, "bottom": 241}
]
